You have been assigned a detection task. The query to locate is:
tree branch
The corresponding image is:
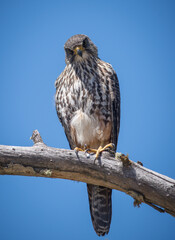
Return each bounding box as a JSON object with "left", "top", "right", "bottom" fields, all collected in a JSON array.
[{"left": 0, "top": 130, "right": 175, "bottom": 217}]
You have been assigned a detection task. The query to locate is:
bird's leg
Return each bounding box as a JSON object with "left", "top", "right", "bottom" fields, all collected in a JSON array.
[
  {"left": 86, "top": 143, "right": 115, "bottom": 159},
  {"left": 95, "top": 143, "right": 115, "bottom": 159},
  {"left": 95, "top": 146, "right": 103, "bottom": 159}
]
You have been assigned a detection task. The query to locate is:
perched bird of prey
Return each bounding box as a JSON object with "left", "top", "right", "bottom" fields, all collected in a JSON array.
[{"left": 55, "top": 34, "right": 120, "bottom": 236}]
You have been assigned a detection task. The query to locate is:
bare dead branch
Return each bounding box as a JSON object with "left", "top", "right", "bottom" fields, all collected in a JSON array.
[{"left": 0, "top": 130, "right": 175, "bottom": 217}]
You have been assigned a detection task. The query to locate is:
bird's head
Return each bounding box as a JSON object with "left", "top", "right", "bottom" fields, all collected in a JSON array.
[{"left": 64, "top": 34, "right": 98, "bottom": 64}]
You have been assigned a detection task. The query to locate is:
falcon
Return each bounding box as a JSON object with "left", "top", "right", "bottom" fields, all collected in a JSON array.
[{"left": 55, "top": 34, "right": 120, "bottom": 236}]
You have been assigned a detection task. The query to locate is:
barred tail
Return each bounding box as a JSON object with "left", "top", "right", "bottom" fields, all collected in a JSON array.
[{"left": 87, "top": 184, "right": 112, "bottom": 236}]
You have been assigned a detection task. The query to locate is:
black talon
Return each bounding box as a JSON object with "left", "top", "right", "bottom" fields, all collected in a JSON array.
[
  {"left": 85, "top": 149, "right": 95, "bottom": 156},
  {"left": 74, "top": 148, "right": 80, "bottom": 159},
  {"left": 84, "top": 144, "right": 87, "bottom": 150},
  {"left": 111, "top": 143, "right": 115, "bottom": 150}
]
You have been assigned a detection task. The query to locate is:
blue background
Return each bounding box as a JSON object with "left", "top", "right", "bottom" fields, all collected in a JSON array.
[{"left": 0, "top": 0, "right": 175, "bottom": 239}]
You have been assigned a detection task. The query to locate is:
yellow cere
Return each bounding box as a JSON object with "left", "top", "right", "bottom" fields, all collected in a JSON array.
[{"left": 74, "top": 45, "right": 84, "bottom": 55}]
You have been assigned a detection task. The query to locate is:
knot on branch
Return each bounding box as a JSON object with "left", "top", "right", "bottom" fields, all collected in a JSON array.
[
  {"left": 116, "top": 152, "right": 132, "bottom": 166},
  {"left": 30, "top": 130, "right": 45, "bottom": 146},
  {"left": 127, "top": 190, "right": 144, "bottom": 207}
]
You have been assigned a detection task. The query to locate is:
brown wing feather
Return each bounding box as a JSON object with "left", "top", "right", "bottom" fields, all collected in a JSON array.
[
  {"left": 110, "top": 71, "right": 120, "bottom": 151},
  {"left": 55, "top": 71, "right": 76, "bottom": 150},
  {"left": 56, "top": 110, "right": 76, "bottom": 150}
]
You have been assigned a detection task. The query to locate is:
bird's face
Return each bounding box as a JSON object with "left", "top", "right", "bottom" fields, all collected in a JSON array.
[{"left": 64, "top": 34, "right": 98, "bottom": 64}]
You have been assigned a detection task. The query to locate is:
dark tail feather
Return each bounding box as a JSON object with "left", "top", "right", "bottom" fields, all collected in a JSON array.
[{"left": 87, "top": 184, "right": 112, "bottom": 236}]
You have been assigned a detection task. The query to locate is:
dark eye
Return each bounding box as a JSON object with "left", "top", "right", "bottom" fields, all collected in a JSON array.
[
  {"left": 65, "top": 48, "right": 73, "bottom": 56},
  {"left": 83, "top": 37, "right": 89, "bottom": 48}
]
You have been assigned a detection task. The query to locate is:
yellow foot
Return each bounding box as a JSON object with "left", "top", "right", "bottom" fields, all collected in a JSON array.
[
  {"left": 74, "top": 147, "right": 84, "bottom": 153},
  {"left": 86, "top": 143, "right": 115, "bottom": 159}
]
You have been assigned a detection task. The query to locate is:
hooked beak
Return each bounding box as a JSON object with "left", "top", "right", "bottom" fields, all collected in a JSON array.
[
  {"left": 76, "top": 48, "right": 82, "bottom": 57},
  {"left": 74, "top": 46, "right": 84, "bottom": 57}
]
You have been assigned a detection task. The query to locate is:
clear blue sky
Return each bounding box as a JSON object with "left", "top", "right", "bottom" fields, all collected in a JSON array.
[{"left": 0, "top": 0, "right": 175, "bottom": 239}]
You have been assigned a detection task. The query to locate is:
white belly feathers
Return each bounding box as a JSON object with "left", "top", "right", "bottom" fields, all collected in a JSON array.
[{"left": 70, "top": 109, "right": 103, "bottom": 147}]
